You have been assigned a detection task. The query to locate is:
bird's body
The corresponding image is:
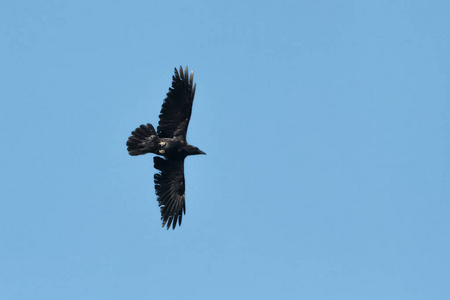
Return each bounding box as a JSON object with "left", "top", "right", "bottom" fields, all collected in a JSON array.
[
  {"left": 126, "top": 66, "right": 205, "bottom": 229},
  {"left": 158, "top": 138, "right": 202, "bottom": 158}
]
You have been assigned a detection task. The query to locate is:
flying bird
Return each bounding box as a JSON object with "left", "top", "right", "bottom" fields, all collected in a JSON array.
[{"left": 126, "top": 66, "right": 205, "bottom": 229}]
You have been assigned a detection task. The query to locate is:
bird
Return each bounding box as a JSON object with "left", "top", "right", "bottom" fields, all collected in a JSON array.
[{"left": 126, "top": 66, "right": 205, "bottom": 229}]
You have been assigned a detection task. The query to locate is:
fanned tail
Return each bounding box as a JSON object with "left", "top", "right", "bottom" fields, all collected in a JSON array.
[{"left": 126, "top": 123, "right": 159, "bottom": 156}]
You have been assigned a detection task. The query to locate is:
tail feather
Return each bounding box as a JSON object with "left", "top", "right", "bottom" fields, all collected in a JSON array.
[{"left": 127, "top": 123, "right": 159, "bottom": 156}]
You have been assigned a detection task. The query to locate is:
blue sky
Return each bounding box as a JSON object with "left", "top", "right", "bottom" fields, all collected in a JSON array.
[{"left": 1, "top": 0, "right": 449, "bottom": 299}]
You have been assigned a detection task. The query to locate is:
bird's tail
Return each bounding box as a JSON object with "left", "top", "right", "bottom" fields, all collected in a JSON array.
[{"left": 127, "top": 123, "right": 159, "bottom": 156}]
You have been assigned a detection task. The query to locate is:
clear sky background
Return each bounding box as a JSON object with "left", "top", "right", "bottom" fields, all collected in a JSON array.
[{"left": 1, "top": 1, "right": 449, "bottom": 299}]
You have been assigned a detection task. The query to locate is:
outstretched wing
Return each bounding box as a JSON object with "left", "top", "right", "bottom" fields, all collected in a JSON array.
[
  {"left": 157, "top": 66, "right": 196, "bottom": 139},
  {"left": 153, "top": 156, "right": 186, "bottom": 229}
]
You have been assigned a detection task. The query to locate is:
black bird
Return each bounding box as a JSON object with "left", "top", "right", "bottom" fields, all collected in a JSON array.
[{"left": 126, "top": 66, "right": 205, "bottom": 229}]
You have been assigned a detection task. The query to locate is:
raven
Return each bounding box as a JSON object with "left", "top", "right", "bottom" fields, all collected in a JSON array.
[{"left": 126, "top": 66, "right": 205, "bottom": 229}]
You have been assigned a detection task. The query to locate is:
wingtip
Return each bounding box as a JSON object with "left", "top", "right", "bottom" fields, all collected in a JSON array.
[
  {"left": 161, "top": 214, "right": 182, "bottom": 230},
  {"left": 174, "top": 66, "right": 195, "bottom": 81}
]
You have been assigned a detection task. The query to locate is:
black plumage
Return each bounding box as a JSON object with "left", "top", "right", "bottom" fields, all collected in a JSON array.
[{"left": 126, "top": 66, "right": 205, "bottom": 229}]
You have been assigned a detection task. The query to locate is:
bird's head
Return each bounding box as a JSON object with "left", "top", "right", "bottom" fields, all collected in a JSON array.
[
  {"left": 193, "top": 147, "right": 206, "bottom": 155},
  {"left": 187, "top": 146, "right": 206, "bottom": 155}
]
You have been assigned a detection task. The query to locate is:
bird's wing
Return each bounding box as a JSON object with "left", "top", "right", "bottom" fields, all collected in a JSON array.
[
  {"left": 157, "top": 66, "right": 196, "bottom": 139},
  {"left": 153, "top": 156, "right": 186, "bottom": 229}
]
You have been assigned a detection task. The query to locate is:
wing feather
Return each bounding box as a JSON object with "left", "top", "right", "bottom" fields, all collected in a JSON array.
[
  {"left": 157, "top": 66, "right": 196, "bottom": 139},
  {"left": 153, "top": 156, "right": 186, "bottom": 229}
]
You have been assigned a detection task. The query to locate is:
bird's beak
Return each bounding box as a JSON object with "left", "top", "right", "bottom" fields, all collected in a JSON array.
[{"left": 198, "top": 150, "right": 206, "bottom": 155}]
